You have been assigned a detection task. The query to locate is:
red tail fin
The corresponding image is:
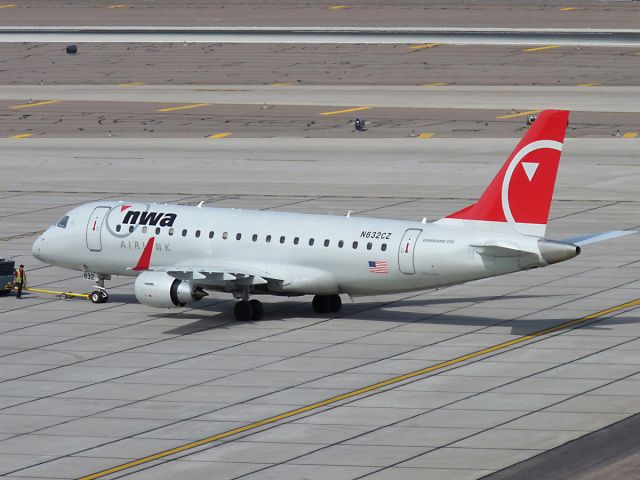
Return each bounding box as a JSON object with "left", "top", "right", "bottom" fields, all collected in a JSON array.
[{"left": 441, "top": 110, "right": 569, "bottom": 236}]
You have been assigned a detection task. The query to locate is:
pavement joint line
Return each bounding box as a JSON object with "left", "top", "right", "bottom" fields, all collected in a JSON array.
[
  {"left": 207, "top": 132, "right": 231, "bottom": 138},
  {"left": 320, "top": 106, "right": 370, "bottom": 116},
  {"left": 10, "top": 100, "right": 58, "bottom": 109},
  {"left": 77, "top": 297, "right": 640, "bottom": 480},
  {"left": 622, "top": 131, "right": 638, "bottom": 138},
  {"left": 496, "top": 109, "right": 541, "bottom": 119},
  {"left": 523, "top": 45, "right": 560, "bottom": 52},
  {"left": 9, "top": 133, "right": 33, "bottom": 138},
  {"left": 156, "top": 103, "right": 209, "bottom": 113}
]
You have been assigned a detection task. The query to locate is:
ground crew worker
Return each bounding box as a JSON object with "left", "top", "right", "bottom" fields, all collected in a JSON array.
[{"left": 14, "top": 264, "right": 26, "bottom": 299}]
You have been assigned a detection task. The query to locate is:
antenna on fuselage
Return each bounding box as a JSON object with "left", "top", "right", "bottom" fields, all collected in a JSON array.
[
  {"left": 346, "top": 210, "right": 351, "bottom": 218},
  {"left": 197, "top": 201, "right": 205, "bottom": 208},
  {"left": 421, "top": 218, "right": 427, "bottom": 224}
]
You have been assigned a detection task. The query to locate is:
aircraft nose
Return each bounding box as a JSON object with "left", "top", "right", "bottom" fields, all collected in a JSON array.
[{"left": 32, "top": 231, "right": 46, "bottom": 261}]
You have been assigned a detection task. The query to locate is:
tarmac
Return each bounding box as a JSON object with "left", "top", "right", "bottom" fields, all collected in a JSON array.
[{"left": 1, "top": 2, "right": 640, "bottom": 479}]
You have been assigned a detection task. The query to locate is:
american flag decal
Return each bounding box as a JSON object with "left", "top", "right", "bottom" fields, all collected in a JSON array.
[{"left": 368, "top": 260, "right": 388, "bottom": 273}]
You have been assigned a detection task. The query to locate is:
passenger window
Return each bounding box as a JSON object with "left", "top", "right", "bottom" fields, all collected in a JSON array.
[
  {"left": 222, "top": 232, "right": 228, "bottom": 239},
  {"left": 338, "top": 240, "right": 344, "bottom": 248},
  {"left": 56, "top": 216, "right": 69, "bottom": 228},
  {"left": 367, "top": 242, "right": 372, "bottom": 250},
  {"left": 309, "top": 238, "right": 315, "bottom": 246},
  {"left": 155, "top": 227, "right": 161, "bottom": 235},
  {"left": 252, "top": 234, "right": 258, "bottom": 242},
  {"left": 116, "top": 225, "right": 121, "bottom": 233},
  {"left": 381, "top": 243, "right": 387, "bottom": 251},
  {"left": 182, "top": 229, "right": 187, "bottom": 237},
  {"left": 169, "top": 228, "right": 174, "bottom": 236},
  {"left": 280, "top": 236, "right": 285, "bottom": 244},
  {"left": 142, "top": 226, "right": 147, "bottom": 234},
  {"left": 209, "top": 231, "right": 214, "bottom": 239},
  {"left": 294, "top": 237, "right": 299, "bottom": 245},
  {"left": 352, "top": 241, "right": 358, "bottom": 249},
  {"left": 195, "top": 230, "right": 201, "bottom": 238},
  {"left": 266, "top": 235, "right": 271, "bottom": 243},
  {"left": 236, "top": 233, "right": 242, "bottom": 240},
  {"left": 129, "top": 226, "right": 134, "bottom": 233},
  {"left": 324, "top": 239, "right": 330, "bottom": 247}
]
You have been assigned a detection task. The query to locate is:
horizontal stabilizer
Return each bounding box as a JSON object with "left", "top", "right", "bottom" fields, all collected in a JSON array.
[
  {"left": 470, "top": 243, "right": 537, "bottom": 257},
  {"left": 559, "top": 230, "right": 635, "bottom": 246}
]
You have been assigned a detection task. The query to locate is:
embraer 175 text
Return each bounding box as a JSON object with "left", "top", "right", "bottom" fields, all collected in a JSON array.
[{"left": 32, "top": 110, "right": 632, "bottom": 321}]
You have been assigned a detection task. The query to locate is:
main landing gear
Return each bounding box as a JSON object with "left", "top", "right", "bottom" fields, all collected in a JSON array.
[
  {"left": 312, "top": 294, "right": 342, "bottom": 314},
  {"left": 90, "top": 274, "right": 109, "bottom": 304},
  {"left": 233, "top": 288, "right": 264, "bottom": 321}
]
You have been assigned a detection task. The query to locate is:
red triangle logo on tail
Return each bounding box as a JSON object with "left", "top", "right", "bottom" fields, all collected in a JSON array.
[{"left": 133, "top": 237, "right": 155, "bottom": 271}]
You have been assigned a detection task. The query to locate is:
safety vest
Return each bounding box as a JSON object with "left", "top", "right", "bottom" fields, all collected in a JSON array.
[{"left": 15, "top": 270, "right": 25, "bottom": 284}]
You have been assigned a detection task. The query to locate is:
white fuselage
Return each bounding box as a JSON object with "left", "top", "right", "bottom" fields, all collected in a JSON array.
[{"left": 33, "top": 200, "right": 551, "bottom": 296}]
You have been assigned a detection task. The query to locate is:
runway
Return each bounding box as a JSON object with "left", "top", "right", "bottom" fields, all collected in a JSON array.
[{"left": 1, "top": 2, "right": 640, "bottom": 479}]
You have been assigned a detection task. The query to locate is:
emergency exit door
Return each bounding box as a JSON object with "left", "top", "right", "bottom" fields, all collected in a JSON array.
[
  {"left": 86, "top": 206, "right": 110, "bottom": 252},
  {"left": 398, "top": 228, "right": 422, "bottom": 274}
]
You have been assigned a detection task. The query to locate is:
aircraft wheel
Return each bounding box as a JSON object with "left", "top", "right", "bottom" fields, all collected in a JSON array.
[
  {"left": 99, "top": 290, "right": 109, "bottom": 303},
  {"left": 250, "top": 299, "right": 264, "bottom": 320},
  {"left": 329, "top": 294, "right": 342, "bottom": 312},
  {"left": 312, "top": 295, "right": 331, "bottom": 314},
  {"left": 234, "top": 300, "right": 253, "bottom": 321},
  {"left": 90, "top": 291, "right": 102, "bottom": 304}
]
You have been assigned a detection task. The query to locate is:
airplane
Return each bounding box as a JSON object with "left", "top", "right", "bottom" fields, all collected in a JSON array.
[{"left": 31, "top": 110, "right": 632, "bottom": 321}]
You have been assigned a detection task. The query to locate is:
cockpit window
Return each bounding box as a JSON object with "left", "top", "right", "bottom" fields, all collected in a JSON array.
[{"left": 56, "top": 215, "right": 69, "bottom": 228}]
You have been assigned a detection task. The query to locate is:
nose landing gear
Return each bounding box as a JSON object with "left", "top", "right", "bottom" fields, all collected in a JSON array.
[
  {"left": 312, "top": 294, "right": 342, "bottom": 314},
  {"left": 90, "top": 274, "right": 109, "bottom": 304}
]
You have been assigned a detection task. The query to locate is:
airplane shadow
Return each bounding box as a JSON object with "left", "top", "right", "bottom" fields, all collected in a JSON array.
[{"left": 147, "top": 293, "right": 632, "bottom": 338}]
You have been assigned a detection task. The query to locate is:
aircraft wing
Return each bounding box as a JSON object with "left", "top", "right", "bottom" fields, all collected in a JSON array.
[
  {"left": 559, "top": 230, "right": 635, "bottom": 246},
  {"left": 147, "top": 261, "right": 285, "bottom": 287}
]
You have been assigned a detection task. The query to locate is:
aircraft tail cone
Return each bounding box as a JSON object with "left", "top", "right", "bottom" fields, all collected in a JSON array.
[{"left": 538, "top": 239, "right": 581, "bottom": 265}]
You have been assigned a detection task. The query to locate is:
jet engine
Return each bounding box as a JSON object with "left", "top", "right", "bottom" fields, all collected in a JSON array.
[{"left": 134, "top": 271, "right": 207, "bottom": 308}]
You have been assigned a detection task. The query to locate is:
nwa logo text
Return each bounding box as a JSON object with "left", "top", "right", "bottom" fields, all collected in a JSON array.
[{"left": 122, "top": 210, "right": 177, "bottom": 227}]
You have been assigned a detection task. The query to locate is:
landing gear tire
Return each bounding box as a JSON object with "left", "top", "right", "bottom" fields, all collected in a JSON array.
[
  {"left": 234, "top": 300, "right": 254, "bottom": 321},
  {"left": 312, "top": 294, "right": 342, "bottom": 314},
  {"left": 249, "top": 299, "right": 264, "bottom": 320},
  {"left": 90, "top": 291, "right": 102, "bottom": 304},
  {"left": 99, "top": 290, "right": 109, "bottom": 303}
]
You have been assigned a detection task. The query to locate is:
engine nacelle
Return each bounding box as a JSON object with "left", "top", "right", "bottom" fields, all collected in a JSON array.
[{"left": 134, "top": 271, "right": 204, "bottom": 308}]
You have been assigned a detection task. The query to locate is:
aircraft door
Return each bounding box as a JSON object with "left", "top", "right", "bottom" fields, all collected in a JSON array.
[
  {"left": 398, "top": 228, "right": 422, "bottom": 274},
  {"left": 86, "top": 206, "right": 110, "bottom": 252}
]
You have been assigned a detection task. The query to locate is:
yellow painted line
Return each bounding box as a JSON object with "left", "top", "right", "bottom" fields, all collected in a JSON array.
[
  {"left": 271, "top": 82, "right": 296, "bottom": 87},
  {"left": 410, "top": 43, "right": 443, "bottom": 50},
  {"left": 156, "top": 103, "right": 209, "bottom": 113},
  {"left": 424, "top": 82, "right": 448, "bottom": 87},
  {"left": 418, "top": 133, "right": 435, "bottom": 139},
  {"left": 320, "top": 106, "right": 370, "bottom": 116},
  {"left": 207, "top": 132, "right": 231, "bottom": 139},
  {"left": 108, "top": 4, "right": 127, "bottom": 8},
  {"left": 329, "top": 5, "right": 349, "bottom": 9},
  {"left": 496, "top": 109, "right": 541, "bottom": 120},
  {"left": 10, "top": 133, "right": 32, "bottom": 139},
  {"left": 524, "top": 45, "right": 560, "bottom": 52},
  {"left": 577, "top": 83, "right": 602, "bottom": 87},
  {"left": 561, "top": 7, "right": 577, "bottom": 11},
  {"left": 622, "top": 132, "right": 639, "bottom": 138},
  {"left": 0, "top": 4, "right": 16, "bottom": 8},
  {"left": 118, "top": 82, "right": 145, "bottom": 86},
  {"left": 79, "top": 298, "right": 640, "bottom": 480},
  {"left": 10, "top": 100, "right": 58, "bottom": 110}
]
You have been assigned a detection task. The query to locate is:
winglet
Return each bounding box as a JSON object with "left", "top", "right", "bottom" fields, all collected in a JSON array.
[{"left": 132, "top": 237, "right": 155, "bottom": 271}]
